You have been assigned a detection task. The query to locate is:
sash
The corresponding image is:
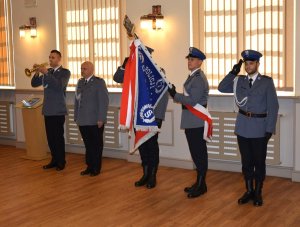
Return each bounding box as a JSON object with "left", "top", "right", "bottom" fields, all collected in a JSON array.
[{"left": 183, "top": 88, "right": 213, "bottom": 142}]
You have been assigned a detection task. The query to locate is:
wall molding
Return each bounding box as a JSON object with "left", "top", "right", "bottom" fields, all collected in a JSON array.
[
  {"left": 208, "top": 159, "right": 293, "bottom": 179},
  {"left": 292, "top": 171, "right": 300, "bottom": 182},
  {"left": 14, "top": 89, "right": 43, "bottom": 94},
  {"left": 127, "top": 153, "right": 195, "bottom": 170},
  {"left": 0, "top": 138, "right": 16, "bottom": 146},
  {"left": 6, "top": 140, "right": 296, "bottom": 181}
]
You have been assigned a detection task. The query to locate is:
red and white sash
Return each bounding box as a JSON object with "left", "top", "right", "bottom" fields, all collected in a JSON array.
[{"left": 184, "top": 89, "right": 213, "bottom": 142}]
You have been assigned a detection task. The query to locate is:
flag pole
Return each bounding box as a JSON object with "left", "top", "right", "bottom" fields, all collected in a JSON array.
[{"left": 123, "top": 15, "right": 172, "bottom": 88}]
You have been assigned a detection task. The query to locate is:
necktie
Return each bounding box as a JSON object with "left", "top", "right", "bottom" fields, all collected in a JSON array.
[
  {"left": 249, "top": 78, "right": 253, "bottom": 88},
  {"left": 84, "top": 79, "right": 88, "bottom": 85}
]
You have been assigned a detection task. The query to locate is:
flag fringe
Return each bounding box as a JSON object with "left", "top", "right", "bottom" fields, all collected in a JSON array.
[
  {"left": 118, "top": 125, "right": 129, "bottom": 131},
  {"left": 129, "top": 131, "right": 157, "bottom": 155},
  {"left": 134, "top": 125, "right": 160, "bottom": 132}
]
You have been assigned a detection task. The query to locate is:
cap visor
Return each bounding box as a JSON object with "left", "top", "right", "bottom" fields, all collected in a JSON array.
[{"left": 186, "top": 54, "right": 200, "bottom": 59}]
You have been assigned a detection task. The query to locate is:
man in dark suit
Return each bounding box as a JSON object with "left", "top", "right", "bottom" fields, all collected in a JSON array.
[
  {"left": 74, "top": 61, "right": 109, "bottom": 176},
  {"left": 168, "top": 47, "right": 209, "bottom": 198},
  {"left": 218, "top": 50, "right": 279, "bottom": 206},
  {"left": 31, "top": 50, "right": 70, "bottom": 171}
]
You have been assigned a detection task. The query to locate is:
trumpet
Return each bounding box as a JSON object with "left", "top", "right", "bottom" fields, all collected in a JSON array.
[{"left": 25, "top": 62, "right": 49, "bottom": 77}]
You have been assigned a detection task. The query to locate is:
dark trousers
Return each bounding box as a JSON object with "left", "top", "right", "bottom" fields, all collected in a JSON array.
[
  {"left": 44, "top": 115, "right": 66, "bottom": 166},
  {"left": 237, "top": 135, "right": 268, "bottom": 182},
  {"left": 79, "top": 125, "right": 104, "bottom": 173},
  {"left": 185, "top": 127, "right": 208, "bottom": 176},
  {"left": 138, "top": 133, "right": 159, "bottom": 168}
]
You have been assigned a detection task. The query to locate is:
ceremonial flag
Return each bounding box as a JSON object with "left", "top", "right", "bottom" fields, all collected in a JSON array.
[{"left": 119, "top": 39, "right": 168, "bottom": 153}]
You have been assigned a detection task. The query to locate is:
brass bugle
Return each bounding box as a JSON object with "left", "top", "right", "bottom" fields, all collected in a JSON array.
[{"left": 25, "top": 62, "right": 49, "bottom": 77}]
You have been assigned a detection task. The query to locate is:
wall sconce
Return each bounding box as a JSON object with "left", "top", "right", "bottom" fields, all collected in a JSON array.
[
  {"left": 140, "top": 5, "right": 164, "bottom": 30},
  {"left": 19, "top": 17, "right": 37, "bottom": 38}
]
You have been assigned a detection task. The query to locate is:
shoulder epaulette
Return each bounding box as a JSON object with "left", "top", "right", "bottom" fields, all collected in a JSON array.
[{"left": 194, "top": 69, "right": 203, "bottom": 77}]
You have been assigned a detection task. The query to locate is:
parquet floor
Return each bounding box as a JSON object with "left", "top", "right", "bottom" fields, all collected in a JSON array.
[{"left": 0, "top": 145, "right": 300, "bottom": 227}]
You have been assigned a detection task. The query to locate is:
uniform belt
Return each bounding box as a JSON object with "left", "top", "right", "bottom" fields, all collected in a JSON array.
[
  {"left": 182, "top": 104, "right": 207, "bottom": 110},
  {"left": 239, "top": 109, "right": 267, "bottom": 118}
]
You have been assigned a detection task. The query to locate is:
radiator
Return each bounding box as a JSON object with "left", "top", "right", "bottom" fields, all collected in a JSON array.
[
  {"left": 0, "top": 101, "right": 14, "bottom": 136},
  {"left": 208, "top": 111, "right": 280, "bottom": 165},
  {"left": 65, "top": 107, "right": 280, "bottom": 165},
  {"left": 65, "top": 106, "right": 120, "bottom": 148}
]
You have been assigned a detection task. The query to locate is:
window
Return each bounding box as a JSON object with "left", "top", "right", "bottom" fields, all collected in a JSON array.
[
  {"left": 192, "top": 0, "right": 294, "bottom": 91},
  {"left": 0, "top": 0, "right": 14, "bottom": 86},
  {"left": 58, "top": 0, "right": 122, "bottom": 88}
]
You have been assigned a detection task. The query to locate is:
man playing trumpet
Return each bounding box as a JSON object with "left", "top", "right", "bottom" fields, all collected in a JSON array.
[{"left": 31, "top": 50, "right": 70, "bottom": 171}]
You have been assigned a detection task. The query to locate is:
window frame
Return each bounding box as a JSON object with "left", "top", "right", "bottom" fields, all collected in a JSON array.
[
  {"left": 191, "top": 0, "right": 294, "bottom": 92},
  {"left": 56, "top": 0, "right": 127, "bottom": 90},
  {"left": 0, "top": 0, "right": 14, "bottom": 87}
]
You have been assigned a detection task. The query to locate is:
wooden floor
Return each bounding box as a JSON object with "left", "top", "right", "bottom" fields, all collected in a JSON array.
[{"left": 0, "top": 145, "right": 300, "bottom": 227}]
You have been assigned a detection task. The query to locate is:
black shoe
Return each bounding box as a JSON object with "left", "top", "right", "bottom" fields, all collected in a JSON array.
[
  {"left": 56, "top": 164, "right": 65, "bottom": 171},
  {"left": 253, "top": 181, "right": 263, "bottom": 206},
  {"left": 135, "top": 165, "right": 149, "bottom": 187},
  {"left": 187, "top": 184, "right": 207, "bottom": 198},
  {"left": 238, "top": 191, "right": 254, "bottom": 204},
  {"left": 43, "top": 162, "right": 56, "bottom": 169},
  {"left": 253, "top": 194, "right": 263, "bottom": 206},
  {"left": 80, "top": 168, "right": 91, "bottom": 175},
  {"left": 187, "top": 172, "right": 207, "bottom": 198},
  {"left": 146, "top": 166, "right": 158, "bottom": 189},
  {"left": 184, "top": 183, "right": 196, "bottom": 193},
  {"left": 90, "top": 170, "right": 100, "bottom": 176},
  {"left": 238, "top": 179, "right": 254, "bottom": 204}
]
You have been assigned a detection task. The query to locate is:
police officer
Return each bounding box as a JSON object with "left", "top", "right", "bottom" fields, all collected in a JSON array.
[
  {"left": 168, "top": 47, "right": 209, "bottom": 198},
  {"left": 74, "top": 61, "right": 109, "bottom": 176},
  {"left": 218, "top": 50, "right": 279, "bottom": 206},
  {"left": 31, "top": 50, "right": 70, "bottom": 171},
  {"left": 113, "top": 47, "right": 169, "bottom": 189}
]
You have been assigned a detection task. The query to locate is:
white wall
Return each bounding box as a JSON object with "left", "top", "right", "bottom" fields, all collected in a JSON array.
[
  {"left": 11, "top": 0, "right": 56, "bottom": 89},
  {"left": 295, "top": 103, "right": 300, "bottom": 171},
  {"left": 126, "top": 0, "right": 191, "bottom": 91},
  {"left": 293, "top": 0, "right": 300, "bottom": 172},
  {"left": 294, "top": 0, "right": 300, "bottom": 96}
]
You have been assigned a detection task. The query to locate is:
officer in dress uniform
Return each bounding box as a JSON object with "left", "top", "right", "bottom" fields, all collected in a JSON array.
[
  {"left": 113, "top": 47, "right": 169, "bottom": 189},
  {"left": 31, "top": 50, "right": 70, "bottom": 171},
  {"left": 74, "top": 61, "right": 109, "bottom": 176},
  {"left": 168, "top": 47, "right": 209, "bottom": 198},
  {"left": 218, "top": 50, "right": 279, "bottom": 206}
]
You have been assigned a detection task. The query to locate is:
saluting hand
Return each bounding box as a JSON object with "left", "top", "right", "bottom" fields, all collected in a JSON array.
[
  {"left": 168, "top": 84, "right": 177, "bottom": 98},
  {"left": 230, "top": 59, "right": 243, "bottom": 75}
]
